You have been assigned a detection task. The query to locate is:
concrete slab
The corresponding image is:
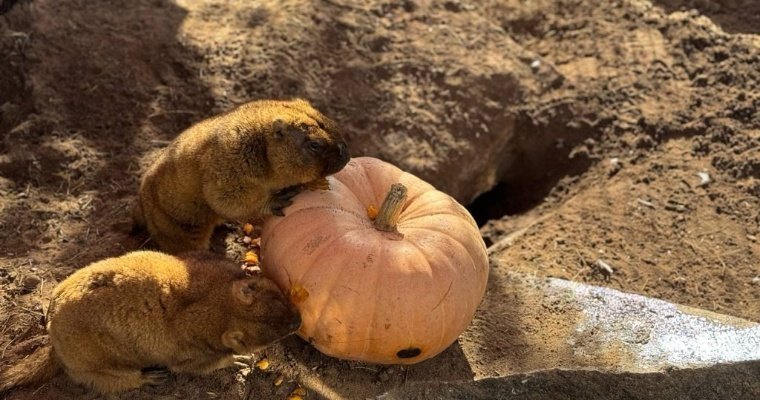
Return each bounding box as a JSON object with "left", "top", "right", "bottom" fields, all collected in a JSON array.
[
  {"left": 458, "top": 258, "right": 760, "bottom": 378},
  {"left": 378, "top": 360, "right": 760, "bottom": 400}
]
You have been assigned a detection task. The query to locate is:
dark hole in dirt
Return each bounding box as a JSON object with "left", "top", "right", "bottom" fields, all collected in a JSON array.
[
  {"left": 397, "top": 347, "right": 421, "bottom": 359},
  {"left": 650, "top": 0, "right": 760, "bottom": 34},
  {"left": 468, "top": 155, "right": 593, "bottom": 227},
  {"left": 0, "top": 0, "right": 20, "bottom": 15},
  {"left": 468, "top": 182, "right": 536, "bottom": 226},
  {"left": 467, "top": 114, "right": 599, "bottom": 227}
]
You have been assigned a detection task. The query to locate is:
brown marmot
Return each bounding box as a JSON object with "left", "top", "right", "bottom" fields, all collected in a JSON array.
[
  {"left": 134, "top": 99, "right": 350, "bottom": 254},
  {"left": 0, "top": 250, "right": 301, "bottom": 395}
]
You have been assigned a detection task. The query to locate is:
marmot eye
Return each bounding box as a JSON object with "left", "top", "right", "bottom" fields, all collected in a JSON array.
[{"left": 308, "top": 141, "right": 322, "bottom": 153}]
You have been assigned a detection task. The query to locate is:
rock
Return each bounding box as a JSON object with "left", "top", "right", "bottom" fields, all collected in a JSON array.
[
  {"left": 378, "top": 368, "right": 392, "bottom": 383},
  {"left": 21, "top": 274, "right": 42, "bottom": 291},
  {"left": 608, "top": 157, "right": 622, "bottom": 176}
]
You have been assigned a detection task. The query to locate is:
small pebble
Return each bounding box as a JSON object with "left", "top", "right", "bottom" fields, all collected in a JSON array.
[
  {"left": 22, "top": 275, "right": 42, "bottom": 291},
  {"left": 697, "top": 171, "right": 711, "bottom": 187},
  {"left": 636, "top": 198, "right": 655, "bottom": 208},
  {"left": 665, "top": 202, "right": 687, "bottom": 213},
  {"left": 747, "top": 235, "right": 757, "bottom": 242},
  {"left": 243, "top": 236, "right": 252, "bottom": 244},
  {"left": 608, "top": 158, "right": 622, "bottom": 176},
  {"left": 530, "top": 59, "right": 541, "bottom": 70},
  {"left": 243, "top": 264, "right": 261, "bottom": 274},
  {"left": 594, "top": 259, "right": 614, "bottom": 276},
  {"left": 378, "top": 369, "right": 392, "bottom": 382},
  {"left": 274, "top": 375, "right": 284, "bottom": 386}
]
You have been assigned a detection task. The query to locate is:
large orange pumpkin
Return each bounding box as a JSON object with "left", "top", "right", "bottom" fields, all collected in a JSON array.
[{"left": 260, "top": 157, "right": 489, "bottom": 364}]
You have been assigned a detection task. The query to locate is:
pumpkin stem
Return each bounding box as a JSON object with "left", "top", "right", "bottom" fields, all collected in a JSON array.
[{"left": 374, "top": 183, "right": 408, "bottom": 233}]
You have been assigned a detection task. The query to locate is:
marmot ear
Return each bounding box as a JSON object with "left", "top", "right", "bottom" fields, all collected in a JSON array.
[
  {"left": 232, "top": 279, "right": 256, "bottom": 305},
  {"left": 221, "top": 330, "right": 245, "bottom": 350},
  {"left": 272, "top": 118, "right": 287, "bottom": 139}
]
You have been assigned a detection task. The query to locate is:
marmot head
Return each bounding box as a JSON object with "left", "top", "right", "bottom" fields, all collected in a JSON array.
[
  {"left": 232, "top": 99, "right": 350, "bottom": 186},
  {"left": 221, "top": 275, "right": 301, "bottom": 354},
  {"left": 270, "top": 115, "right": 349, "bottom": 176}
]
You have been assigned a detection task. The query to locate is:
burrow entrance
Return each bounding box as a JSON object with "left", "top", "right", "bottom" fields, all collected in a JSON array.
[{"left": 466, "top": 112, "right": 601, "bottom": 228}]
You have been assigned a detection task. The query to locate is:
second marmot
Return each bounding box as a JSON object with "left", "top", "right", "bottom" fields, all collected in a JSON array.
[
  {"left": 0, "top": 250, "right": 301, "bottom": 394},
  {"left": 134, "top": 99, "right": 350, "bottom": 254}
]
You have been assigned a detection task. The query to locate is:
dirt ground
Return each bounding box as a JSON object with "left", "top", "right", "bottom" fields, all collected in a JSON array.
[
  {"left": 479, "top": 0, "right": 760, "bottom": 322},
  {"left": 0, "top": 0, "right": 758, "bottom": 399}
]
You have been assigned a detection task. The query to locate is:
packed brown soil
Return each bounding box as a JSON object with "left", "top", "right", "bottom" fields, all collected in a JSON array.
[
  {"left": 480, "top": 0, "right": 760, "bottom": 322},
  {"left": 1, "top": 0, "right": 758, "bottom": 399}
]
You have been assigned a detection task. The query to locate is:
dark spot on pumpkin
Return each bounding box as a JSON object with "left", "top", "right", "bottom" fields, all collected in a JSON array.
[
  {"left": 303, "top": 235, "right": 327, "bottom": 255},
  {"left": 396, "top": 347, "right": 421, "bottom": 359},
  {"left": 385, "top": 323, "right": 391, "bottom": 329},
  {"left": 363, "top": 253, "right": 376, "bottom": 268}
]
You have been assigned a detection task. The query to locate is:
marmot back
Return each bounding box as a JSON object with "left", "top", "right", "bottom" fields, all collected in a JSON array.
[
  {"left": 0, "top": 251, "right": 301, "bottom": 395},
  {"left": 134, "top": 98, "right": 350, "bottom": 254}
]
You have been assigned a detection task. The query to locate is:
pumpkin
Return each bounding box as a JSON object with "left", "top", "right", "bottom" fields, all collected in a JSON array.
[{"left": 260, "top": 157, "right": 489, "bottom": 364}]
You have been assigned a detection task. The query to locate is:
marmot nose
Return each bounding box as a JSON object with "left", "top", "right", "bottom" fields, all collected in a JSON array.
[
  {"left": 326, "top": 142, "right": 350, "bottom": 174},
  {"left": 338, "top": 142, "right": 348, "bottom": 160}
]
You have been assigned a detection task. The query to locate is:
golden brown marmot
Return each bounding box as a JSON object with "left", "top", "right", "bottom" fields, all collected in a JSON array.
[
  {"left": 134, "top": 99, "right": 350, "bottom": 254},
  {"left": 0, "top": 250, "right": 301, "bottom": 394}
]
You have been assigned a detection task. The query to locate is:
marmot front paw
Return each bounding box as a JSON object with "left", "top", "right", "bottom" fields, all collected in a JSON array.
[
  {"left": 270, "top": 185, "right": 304, "bottom": 216},
  {"left": 141, "top": 366, "right": 170, "bottom": 386}
]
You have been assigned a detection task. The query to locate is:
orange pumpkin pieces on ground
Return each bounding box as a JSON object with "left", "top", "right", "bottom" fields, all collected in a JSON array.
[
  {"left": 243, "top": 223, "right": 255, "bottom": 235},
  {"left": 243, "top": 251, "right": 259, "bottom": 264},
  {"left": 260, "top": 157, "right": 489, "bottom": 364}
]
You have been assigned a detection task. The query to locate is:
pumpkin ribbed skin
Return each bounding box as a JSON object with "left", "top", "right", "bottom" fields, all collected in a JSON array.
[{"left": 261, "top": 157, "right": 489, "bottom": 364}]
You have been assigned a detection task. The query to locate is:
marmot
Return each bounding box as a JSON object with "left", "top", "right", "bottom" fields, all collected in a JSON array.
[
  {"left": 0, "top": 251, "right": 301, "bottom": 395},
  {"left": 134, "top": 99, "right": 350, "bottom": 254}
]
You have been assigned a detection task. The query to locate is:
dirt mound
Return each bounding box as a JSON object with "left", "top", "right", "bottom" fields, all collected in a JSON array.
[
  {"left": 173, "top": 0, "right": 565, "bottom": 204},
  {"left": 481, "top": 0, "right": 759, "bottom": 321}
]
